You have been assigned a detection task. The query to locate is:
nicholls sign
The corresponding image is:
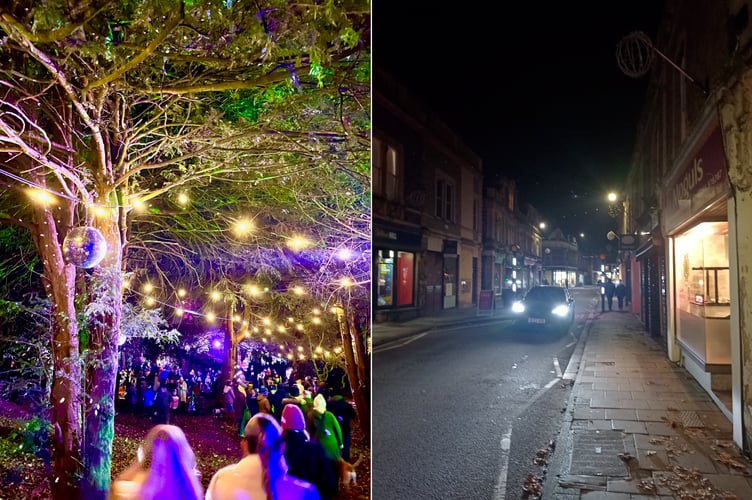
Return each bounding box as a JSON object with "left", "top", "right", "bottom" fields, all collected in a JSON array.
[{"left": 663, "top": 126, "right": 729, "bottom": 229}]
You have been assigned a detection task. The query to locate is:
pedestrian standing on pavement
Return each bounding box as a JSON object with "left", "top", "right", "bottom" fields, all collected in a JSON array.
[
  {"left": 614, "top": 280, "right": 627, "bottom": 311},
  {"left": 604, "top": 278, "right": 616, "bottom": 311}
]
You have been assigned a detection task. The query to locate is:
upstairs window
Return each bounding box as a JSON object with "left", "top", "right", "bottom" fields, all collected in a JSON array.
[
  {"left": 435, "top": 177, "right": 455, "bottom": 222},
  {"left": 373, "top": 136, "right": 400, "bottom": 201}
]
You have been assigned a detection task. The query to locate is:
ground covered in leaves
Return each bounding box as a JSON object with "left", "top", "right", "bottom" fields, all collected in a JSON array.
[{"left": 0, "top": 399, "right": 370, "bottom": 499}]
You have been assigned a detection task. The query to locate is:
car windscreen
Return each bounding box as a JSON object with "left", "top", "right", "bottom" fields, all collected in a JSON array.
[{"left": 526, "top": 288, "right": 566, "bottom": 302}]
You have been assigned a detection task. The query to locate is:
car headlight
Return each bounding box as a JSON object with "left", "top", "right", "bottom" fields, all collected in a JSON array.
[
  {"left": 512, "top": 301, "right": 525, "bottom": 313},
  {"left": 552, "top": 304, "right": 569, "bottom": 317}
]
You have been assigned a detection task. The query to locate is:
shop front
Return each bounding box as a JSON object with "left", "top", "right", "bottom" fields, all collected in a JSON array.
[
  {"left": 663, "top": 121, "right": 732, "bottom": 415},
  {"left": 541, "top": 265, "right": 577, "bottom": 288},
  {"left": 373, "top": 224, "right": 421, "bottom": 322},
  {"left": 634, "top": 242, "right": 665, "bottom": 339}
]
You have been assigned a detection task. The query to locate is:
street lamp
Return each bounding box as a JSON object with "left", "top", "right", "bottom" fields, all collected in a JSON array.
[{"left": 607, "top": 192, "right": 624, "bottom": 219}]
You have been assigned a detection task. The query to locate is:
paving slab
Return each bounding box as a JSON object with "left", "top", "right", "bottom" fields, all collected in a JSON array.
[
  {"left": 634, "top": 448, "right": 671, "bottom": 470},
  {"left": 606, "top": 476, "right": 674, "bottom": 496},
  {"left": 570, "top": 429, "right": 628, "bottom": 476}
]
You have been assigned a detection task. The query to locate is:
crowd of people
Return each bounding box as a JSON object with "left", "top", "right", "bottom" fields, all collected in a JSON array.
[
  {"left": 115, "top": 360, "right": 291, "bottom": 420},
  {"left": 111, "top": 362, "right": 358, "bottom": 500}
]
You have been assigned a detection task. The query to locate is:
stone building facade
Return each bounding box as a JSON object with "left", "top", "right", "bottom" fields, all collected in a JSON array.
[
  {"left": 372, "top": 69, "right": 483, "bottom": 322},
  {"left": 621, "top": 0, "right": 752, "bottom": 451}
]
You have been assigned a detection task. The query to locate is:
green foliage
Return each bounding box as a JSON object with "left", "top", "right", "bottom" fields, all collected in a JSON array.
[
  {"left": 219, "top": 90, "right": 265, "bottom": 123},
  {"left": 0, "top": 299, "right": 22, "bottom": 318},
  {"left": 79, "top": 312, "right": 90, "bottom": 352},
  {"left": 10, "top": 416, "right": 51, "bottom": 457},
  {"left": 340, "top": 27, "right": 360, "bottom": 48}
]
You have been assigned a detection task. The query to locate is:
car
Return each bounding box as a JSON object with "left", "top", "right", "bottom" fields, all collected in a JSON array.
[{"left": 511, "top": 285, "right": 575, "bottom": 333}]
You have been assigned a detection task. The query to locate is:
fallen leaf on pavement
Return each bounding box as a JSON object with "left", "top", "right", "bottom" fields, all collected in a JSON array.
[
  {"left": 637, "top": 479, "right": 656, "bottom": 493},
  {"left": 521, "top": 472, "right": 542, "bottom": 499},
  {"left": 716, "top": 451, "right": 748, "bottom": 470}
]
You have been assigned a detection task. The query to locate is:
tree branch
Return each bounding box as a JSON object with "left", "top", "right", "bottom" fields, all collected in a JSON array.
[
  {"left": 149, "top": 71, "right": 291, "bottom": 95},
  {"left": 5, "top": 26, "right": 107, "bottom": 192},
  {"left": 82, "top": 11, "right": 185, "bottom": 93},
  {"left": 0, "top": 1, "right": 113, "bottom": 44}
]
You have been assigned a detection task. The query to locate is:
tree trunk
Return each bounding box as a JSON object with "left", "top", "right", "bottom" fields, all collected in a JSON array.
[
  {"left": 223, "top": 303, "right": 236, "bottom": 385},
  {"left": 34, "top": 204, "right": 82, "bottom": 499},
  {"left": 80, "top": 261, "right": 122, "bottom": 499},
  {"left": 68, "top": 205, "right": 123, "bottom": 499},
  {"left": 347, "top": 308, "right": 370, "bottom": 442},
  {"left": 336, "top": 303, "right": 370, "bottom": 444},
  {"left": 48, "top": 270, "right": 83, "bottom": 499}
]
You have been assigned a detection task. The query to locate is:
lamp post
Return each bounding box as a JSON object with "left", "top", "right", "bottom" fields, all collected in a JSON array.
[{"left": 607, "top": 192, "right": 624, "bottom": 219}]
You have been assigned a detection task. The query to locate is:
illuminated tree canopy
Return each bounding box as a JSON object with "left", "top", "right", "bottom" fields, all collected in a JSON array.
[{"left": 0, "top": 1, "right": 370, "bottom": 498}]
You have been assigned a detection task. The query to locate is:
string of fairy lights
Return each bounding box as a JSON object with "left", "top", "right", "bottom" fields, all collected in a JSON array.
[
  {"left": 125, "top": 281, "right": 346, "bottom": 361},
  {"left": 11, "top": 177, "right": 361, "bottom": 363}
]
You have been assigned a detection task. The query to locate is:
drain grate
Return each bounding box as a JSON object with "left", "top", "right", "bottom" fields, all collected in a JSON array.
[
  {"left": 680, "top": 410, "right": 704, "bottom": 428},
  {"left": 570, "top": 430, "right": 628, "bottom": 476}
]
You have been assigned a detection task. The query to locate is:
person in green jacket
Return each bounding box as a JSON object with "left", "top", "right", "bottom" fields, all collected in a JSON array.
[{"left": 309, "top": 393, "right": 344, "bottom": 488}]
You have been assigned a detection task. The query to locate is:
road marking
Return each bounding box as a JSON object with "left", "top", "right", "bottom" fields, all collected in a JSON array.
[
  {"left": 553, "top": 357, "right": 562, "bottom": 378},
  {"left": 565, "top": 331, "right": 577, "bottom": 348},
  {"left": 493, "top": 428, "right": 512, "bottom": 500},
  {"left": 493, "top": 378, "right": 559, "bottom": 498},
  {"left": 373, "top": 332, "right": 430, "bottom": 353}
]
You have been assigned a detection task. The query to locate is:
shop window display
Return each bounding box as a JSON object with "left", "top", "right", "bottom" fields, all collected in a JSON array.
[
  {"left": 674, "top": 221, "right": 730, "bottom": 366},
  {"left": 376, "top": 250, "right": 415, "bottom": 307}
]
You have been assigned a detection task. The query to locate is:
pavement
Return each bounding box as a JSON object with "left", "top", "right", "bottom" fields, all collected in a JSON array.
[{"left": 373, "top": 288, "right": 752, "bottom": 499}]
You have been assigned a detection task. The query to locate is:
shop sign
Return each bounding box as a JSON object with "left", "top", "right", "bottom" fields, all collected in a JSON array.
[
  {"left": 663, "top": 127, "right": 729, "bottom": 227},
  {"left": 373, "top": 226, "right": 421, "bottom": 250},
  {"left": 619, "top": 234, "right": 639, "bottom": 250}
]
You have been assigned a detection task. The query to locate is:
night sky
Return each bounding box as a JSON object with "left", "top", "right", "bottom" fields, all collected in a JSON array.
[{"left": 374, "top": 1, "right": 665, "bottom": 253}]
